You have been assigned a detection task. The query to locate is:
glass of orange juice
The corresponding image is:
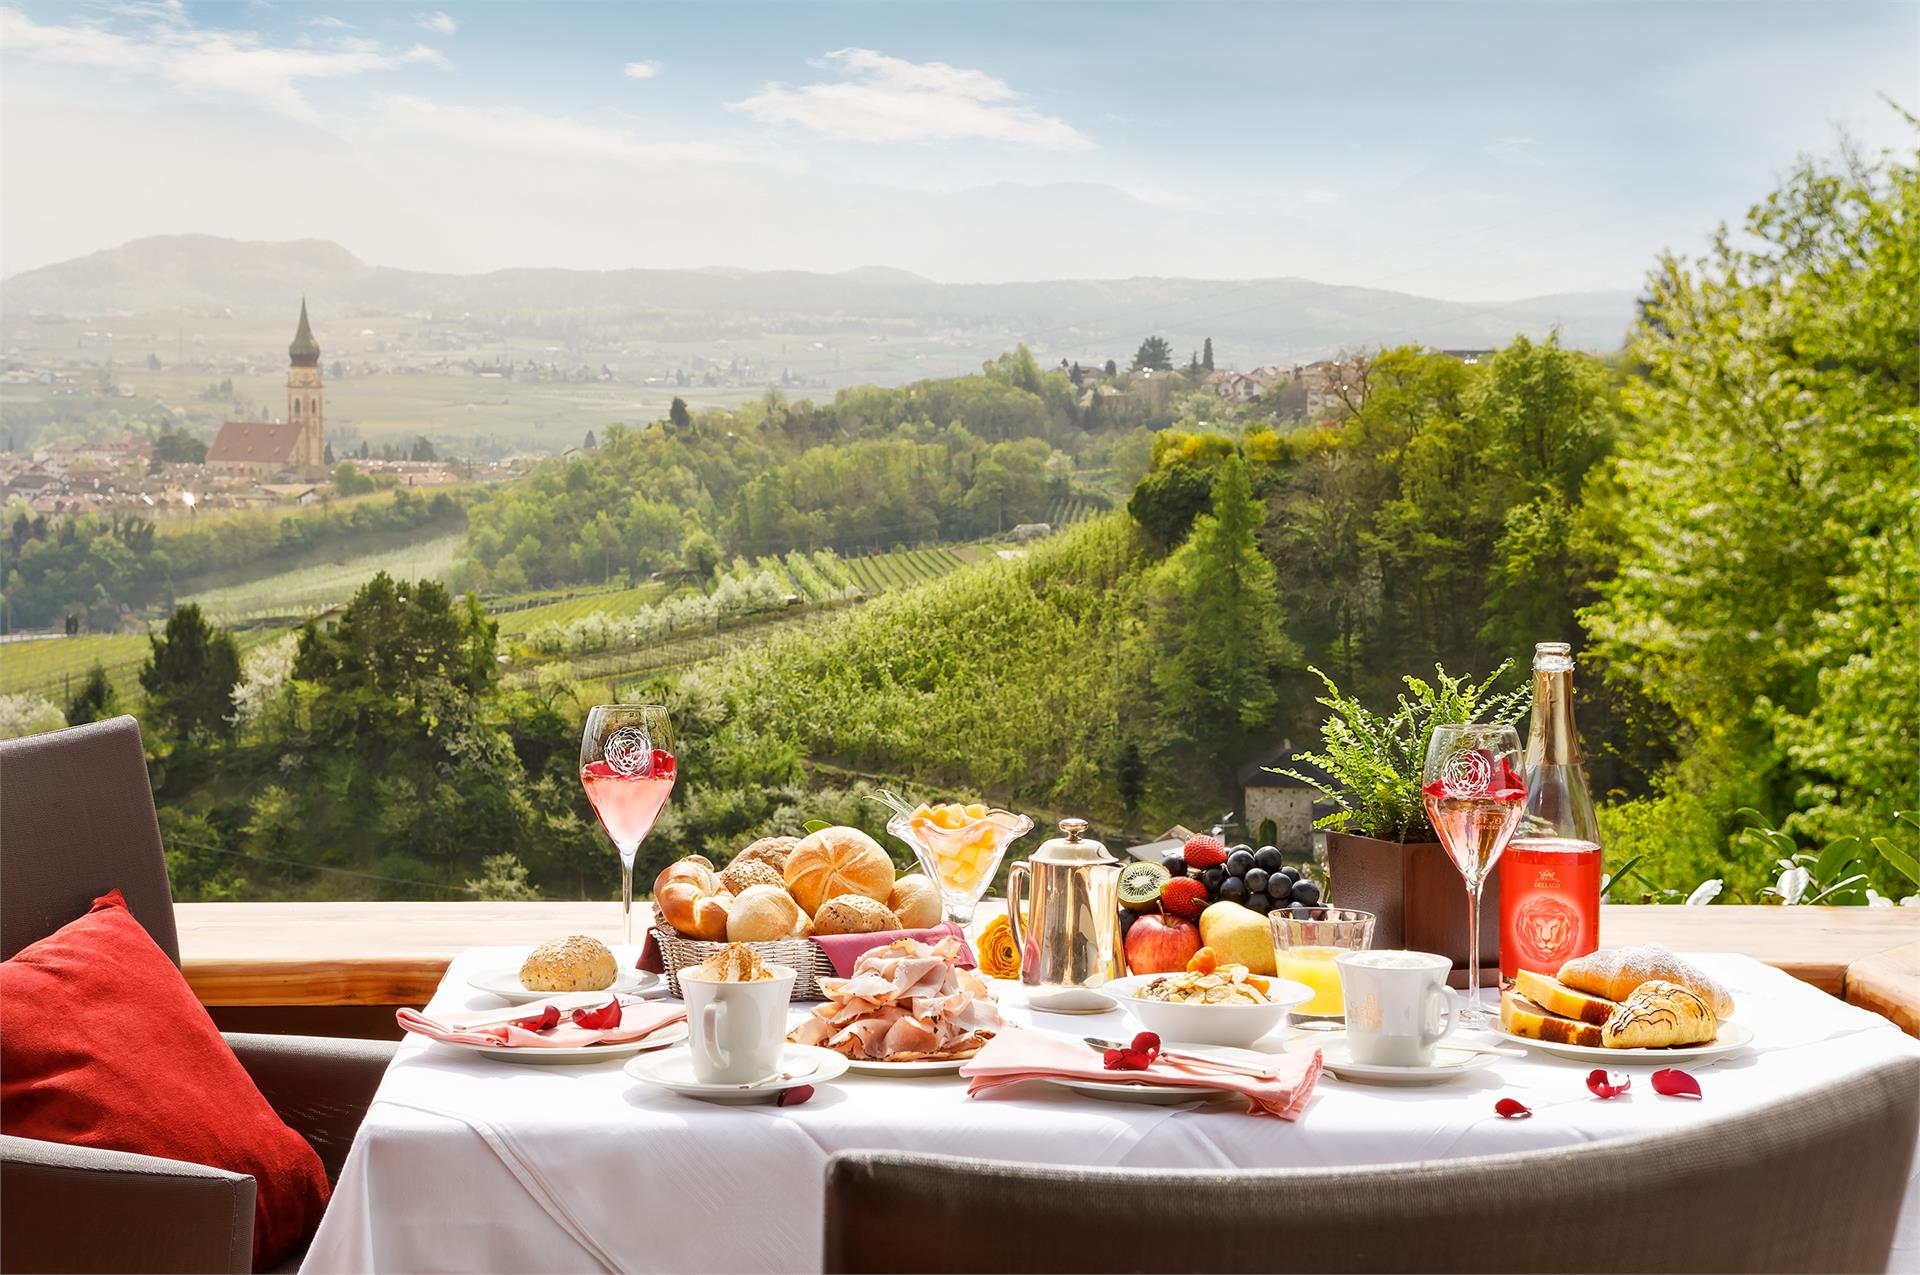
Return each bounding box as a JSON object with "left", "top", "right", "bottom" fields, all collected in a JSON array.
[{"left": 1270, "top": 907, "right": 1376, "bottom": 1019}]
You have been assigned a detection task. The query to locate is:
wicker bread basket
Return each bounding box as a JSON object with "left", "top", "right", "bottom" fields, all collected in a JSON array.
[{"left": 649, "top": 915, "right": 837, "bottom": 1001}]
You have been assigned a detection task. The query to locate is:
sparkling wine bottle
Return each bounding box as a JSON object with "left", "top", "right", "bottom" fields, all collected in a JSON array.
[{"left": 1501, "top": 642, "right": 1604, "bottom": 982}]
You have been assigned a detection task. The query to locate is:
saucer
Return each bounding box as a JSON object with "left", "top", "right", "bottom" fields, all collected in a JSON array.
[
  {"left": 1023, "top": 986, "right": 1119, "bottom": 1015},
  {"left": 626, "top": 1044, "right": 848, "bottom": 1103},
  {"left": 1289, "top": 1032, "right": 1503, "bottom": 1085}
]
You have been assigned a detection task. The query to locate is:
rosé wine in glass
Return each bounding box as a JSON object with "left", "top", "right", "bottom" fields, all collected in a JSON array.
[
  {"left": 1421, "top": 724, "right": 1525, "bottom": 1030},
  {"left": 580, "top": 705, "right": 676, "bottom": 946}
]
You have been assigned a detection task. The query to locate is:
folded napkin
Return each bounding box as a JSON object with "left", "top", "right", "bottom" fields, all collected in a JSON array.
[
  {"left": 959, "top": 1026, "right": 1322, "bottom": 1120},
  {"left": 636, "top": 910, "right": 976, "bottom": 978},
  {"left": 397, "top": 1000, "right": 686, "bottom": 1049}
]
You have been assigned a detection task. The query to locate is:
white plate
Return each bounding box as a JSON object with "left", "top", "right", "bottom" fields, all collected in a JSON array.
[
  {"left": 467, "top": 963, "right": 663, "bottom": 1004},
  {"left": 626, "top": 1044, "right": 848, "bottom": 1103},
  {"left": 1045, "top": 1075, "right": 1235, "bottom": 1105},
  {"left": 1496, "top": 1019, "right": 1755, "bottom": 1063},
  {"left": 433, "top": 1020, "right": 689, "bottom": 1065},
  {"left": 1294, "top": 1033, "right": 1504, "bottom": 1085},
  {"left": 843, "top": 1055, "right": 969, "bottom": 1075}
]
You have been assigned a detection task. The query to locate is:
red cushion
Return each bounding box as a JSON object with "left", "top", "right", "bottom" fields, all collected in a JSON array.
[{"left": 1, "top": 890, "right": 329, "bottom": 1270}]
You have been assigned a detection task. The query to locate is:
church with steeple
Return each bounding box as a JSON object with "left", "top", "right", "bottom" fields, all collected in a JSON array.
[{"left": 206, "top": 300, "right": 327, "bottom": 478}]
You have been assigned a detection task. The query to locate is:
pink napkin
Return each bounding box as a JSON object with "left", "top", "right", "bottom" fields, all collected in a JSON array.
[
  {"left": 397, "top": 1000, "right": 687, "bottom": 1049},
  {"left": 959, "top": 1026, "right": 1323, "bottom": 1120},
  {"left": 810, "top": 924, "right": 974, "bottom": 977}
]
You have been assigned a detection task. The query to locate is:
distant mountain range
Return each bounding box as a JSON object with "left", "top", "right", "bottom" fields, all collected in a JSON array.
[{"left": 1, "top": 235, "right": 1638, "bottom": 358}]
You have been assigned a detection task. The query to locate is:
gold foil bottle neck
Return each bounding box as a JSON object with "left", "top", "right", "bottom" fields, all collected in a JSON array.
[{"left": 1529, "top": 643, "right": 1581, "bottom": 765}]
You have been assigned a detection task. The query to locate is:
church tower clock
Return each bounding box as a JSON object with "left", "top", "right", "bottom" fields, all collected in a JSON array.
[{"left": 287, "top": 298, "right": 324, "bottom": 471}]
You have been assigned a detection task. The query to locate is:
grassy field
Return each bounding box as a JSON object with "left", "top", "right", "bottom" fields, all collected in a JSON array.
[
  {"left": 0, "top": 627, "right": 287, "bottom": 702},
  {"left": 492, "top": 580, "right": 674, "bottom": 636},
  {"left": 178, "top": 530, "right": 467, "bottom": 622},
  {"left": 842, "top": 546, "right": 973, "bottom": 593}
]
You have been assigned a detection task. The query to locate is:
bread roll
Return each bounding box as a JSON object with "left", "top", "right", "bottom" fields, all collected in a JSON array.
[
  {"left": 727, "top": 884, "right": 806, "bottom": 942},
  {"left": 519, "top": 935, "right": 617, "bottom": 992},
  {"left": 1558, "top": 945, "right": 1735, "bottom": 1017},
  {"left": 887, "top": 874, "right": 941, "bottom": 930},
  {"left": 736, "top": 835, "right": 800, "bottom": 875},
  {"left": 652, "top": 855, "right": 731, "bottom": 940},
  {"left": 783, "top": 826, "right": 895, "bottom": 915},
  {"left": 1602, "top": 979, "right": 1718, "bottom": 1048},
  {"left": 811, "top": 895, "right": 902, "bottom": 936},
  {"left": 719, "top": 856, "right": 785, "bottom": 896}
]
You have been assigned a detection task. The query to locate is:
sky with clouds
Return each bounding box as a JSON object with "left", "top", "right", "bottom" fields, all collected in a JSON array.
[{"left": 1, "top": 0, "right": 1912, "bottom": 299}]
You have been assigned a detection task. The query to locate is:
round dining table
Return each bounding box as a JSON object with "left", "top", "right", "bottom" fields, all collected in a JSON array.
[{"left": 302, "top": 947, "right": 1920, "bottom": 1273}]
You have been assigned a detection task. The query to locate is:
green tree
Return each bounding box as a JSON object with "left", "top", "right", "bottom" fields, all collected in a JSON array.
[
  {"left": 1126, "top": 462, "right": 1215, "bottom": 548},
  {"left": 1202, "top": 338, "right": 1215, "bottom": 372},
  {"left": 1144, "top": 456, "right": 1293, "bottom": 756},
  {"left": 139, "top": 604, "right": 241, "bottom": 740},
  {"left": 1131, "top": 336, "right": 1174, "bottom": 373},
  {"left": 65, "top": 663, "right": 120, "bottom": 726},
  {"left": 333, "top": 461, "right": 374, "bottom": 495},
  {"left": 1583, "top": 138, "right": 1919, "bottom": 867},
  {"left": 669, "top": 396, "right": 692, "bottom": 432}
]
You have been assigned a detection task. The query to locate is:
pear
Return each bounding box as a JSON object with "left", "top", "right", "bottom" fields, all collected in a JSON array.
[{"left": 1198, "top": 901, "right": 1276, "bottom": 975}]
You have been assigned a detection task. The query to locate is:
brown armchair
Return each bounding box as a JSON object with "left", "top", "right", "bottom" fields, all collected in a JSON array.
[
  {"left": 825, "top": 1052, "right": 1920, "bottom": 1274},
  {"left": 0, "top": 716, "right": 398, "bottom": 1274}
]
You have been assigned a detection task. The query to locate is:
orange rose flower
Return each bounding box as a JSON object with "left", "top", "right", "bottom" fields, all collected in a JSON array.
[{"left": 976, "top": 913, "right": 1021, "bottom": 979}]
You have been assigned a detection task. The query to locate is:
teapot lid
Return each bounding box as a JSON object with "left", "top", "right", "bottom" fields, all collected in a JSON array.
[{"left": 1032, "top": 817, "right": 1115, "bottom": 864}]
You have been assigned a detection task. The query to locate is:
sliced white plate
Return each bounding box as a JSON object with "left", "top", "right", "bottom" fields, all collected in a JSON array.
[
  {"left": 626, "top": 1044, "right": 848, "bottom": 1103},
  {"left": 467, "top": 963, "right": 662, "bottom": 1004},
  {"left": 843, "top": 1055, "right": 970, "bottom": 1076},
  {"left": 433, "top": 1020, "right": 689, "bottom": 1066},
  {"left": 1496, "top": 1019, "right": 1755, "bottom": 1064},
  {"left": 1292, "top": 1033, "right": 1503, "bottom": 1085}
]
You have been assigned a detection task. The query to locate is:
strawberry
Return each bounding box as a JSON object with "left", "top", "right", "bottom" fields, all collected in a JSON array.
[
  {"left": 1181, "top": 834, "right": 1227, "bottom": 868},
  {"left": 1160, "top": 876, "right": 1208, "bottom": 919}
]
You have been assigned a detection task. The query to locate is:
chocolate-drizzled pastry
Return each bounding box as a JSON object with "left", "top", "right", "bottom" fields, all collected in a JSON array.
[{"left": 1601, "top": 979, "right": 1718, "bottom": 1048}]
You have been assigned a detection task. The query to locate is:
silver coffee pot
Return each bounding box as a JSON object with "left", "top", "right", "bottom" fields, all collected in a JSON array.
[{"left": 1003, "top": 818, "right": 1124, "bottom": 991}]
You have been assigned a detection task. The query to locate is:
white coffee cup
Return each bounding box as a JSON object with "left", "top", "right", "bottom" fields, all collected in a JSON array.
[
  {"left": 680, "top": 963, "right": 797, "bottom": 1084},
  {"left": 1334, "top": 949, "right": 1457, "bottom": 1067}
]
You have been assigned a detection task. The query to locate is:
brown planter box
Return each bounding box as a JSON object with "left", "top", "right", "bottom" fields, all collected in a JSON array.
[{"left": 1325, "top": 830, "right": 1501, "bottom": 974}]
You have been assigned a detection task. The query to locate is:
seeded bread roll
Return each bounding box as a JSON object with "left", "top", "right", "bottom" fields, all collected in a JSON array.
[
  {"left": 719, "top": 857, "right": 786, "bottom": 896},
  {"left": 810, "top": 895, "right": 902, "bottom": 936},
  {"left": 519, "top": 935, "right": 618, "bottom": 992}
]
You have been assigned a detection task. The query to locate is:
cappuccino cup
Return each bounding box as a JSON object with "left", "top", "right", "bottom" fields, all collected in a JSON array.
[
  {"left": 1334, "top": 949, "right": 1457, "bottom": 1067},
  {"left": 680, "top": 963, "right": 797, "bottom": 1084}
]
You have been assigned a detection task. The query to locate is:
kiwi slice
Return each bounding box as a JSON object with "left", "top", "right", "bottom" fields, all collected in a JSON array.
[{"left": 1117, "top": 861, "right": 1172, "bottom": 910}]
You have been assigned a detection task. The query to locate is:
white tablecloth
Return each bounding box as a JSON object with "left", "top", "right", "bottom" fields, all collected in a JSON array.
[{"left": 304, "top": 948, "right": 1920, "bottom": 1274}]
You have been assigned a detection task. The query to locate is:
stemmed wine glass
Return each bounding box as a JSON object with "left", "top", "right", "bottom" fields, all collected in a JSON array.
[
  {"left": 1422, "top": 722, "right": 1526, "bottom": 1029},
  {"left": 580, "top": 704, "right": 676, "bottom": 947}
]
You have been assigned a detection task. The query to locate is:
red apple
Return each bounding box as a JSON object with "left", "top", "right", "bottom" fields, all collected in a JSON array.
[{"left": 1124, "top": 913, "right": 1201, "bottom": 974}]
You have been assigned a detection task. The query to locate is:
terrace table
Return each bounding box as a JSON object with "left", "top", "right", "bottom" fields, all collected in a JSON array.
[{"left": 302, "top": 948, "right": 1920, "bottom": 1274}]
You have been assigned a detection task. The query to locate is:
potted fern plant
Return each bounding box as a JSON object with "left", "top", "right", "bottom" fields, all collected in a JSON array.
[{"left": 1274, "top": 663, "right": 1529, "bottom": 973}]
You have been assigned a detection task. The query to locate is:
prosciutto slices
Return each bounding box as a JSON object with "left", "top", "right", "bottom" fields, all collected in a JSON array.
[{"left": 789, "top": 937, "right": 1003, "bottom": 1061}]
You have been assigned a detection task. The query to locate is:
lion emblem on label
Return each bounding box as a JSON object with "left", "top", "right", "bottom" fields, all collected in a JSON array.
[
  {"left": 604, "top": 725, "right": 654, "bottom": 777},
  {"left": 1512, "top": 896, "right": 1584, "bottom": 967},
  {"left": 1440, "top": 748, "right": 1492, "bottom": 799}
]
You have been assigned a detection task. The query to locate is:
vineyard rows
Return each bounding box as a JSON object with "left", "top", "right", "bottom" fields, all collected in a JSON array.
[
  {"left": 841, "top": 547, "right": 971, "bottom": 593},
  {"left": 0, "top": 627, "right": 284, "bottom": 701}
]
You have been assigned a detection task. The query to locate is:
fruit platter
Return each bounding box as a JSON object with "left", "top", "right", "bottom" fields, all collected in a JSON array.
[{"left": 1118, "top": 833, "right": 1327, "bottom": 976}]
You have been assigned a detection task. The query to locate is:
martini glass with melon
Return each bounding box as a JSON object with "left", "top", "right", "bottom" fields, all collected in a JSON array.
[{"left": 885, "top": 799, "right": 1033, "bottom": 926}]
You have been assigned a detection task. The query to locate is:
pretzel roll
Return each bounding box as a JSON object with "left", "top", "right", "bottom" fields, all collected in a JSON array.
[
  {"left": 652, "top": 855, "right": 731, "bottom": 940},
  {"left": 783, "top": 826, "right": 895, "bottom": 915}
]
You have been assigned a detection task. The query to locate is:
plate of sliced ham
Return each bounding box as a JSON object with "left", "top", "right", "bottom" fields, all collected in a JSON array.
[{"left": 789, "top": 936, "right": 1004, "bottom": 1069}]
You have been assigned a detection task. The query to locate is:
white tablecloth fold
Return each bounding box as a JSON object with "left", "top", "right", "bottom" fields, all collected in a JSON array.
[{"left": 303, "top": 948, "right": 1920, "bottom": 1274}]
